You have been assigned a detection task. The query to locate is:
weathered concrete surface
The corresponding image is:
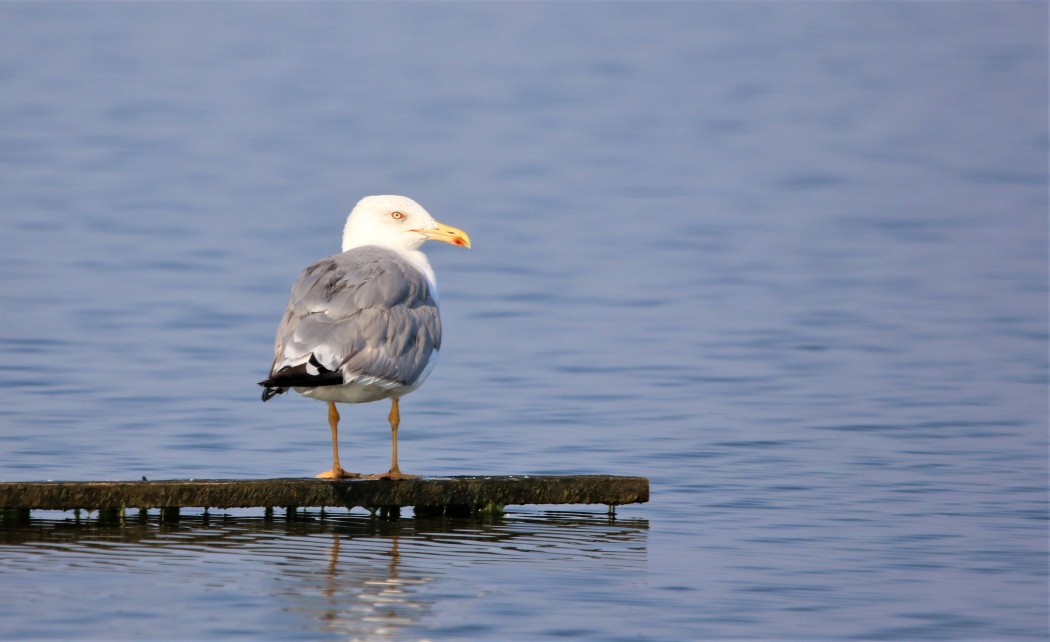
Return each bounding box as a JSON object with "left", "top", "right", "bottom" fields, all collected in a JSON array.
[{"left": 0, "top": 476, "right": 649, "bottom": 513}]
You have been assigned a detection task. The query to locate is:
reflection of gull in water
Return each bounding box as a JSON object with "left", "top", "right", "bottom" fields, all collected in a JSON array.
[
  {"left": 266, "top": 517, "right": 435, "bottom": 642},
  {"left": 318, "top": 533, "right": 432, "bottom": 641}
]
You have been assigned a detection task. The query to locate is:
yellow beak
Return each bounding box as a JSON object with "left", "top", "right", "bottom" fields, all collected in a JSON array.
[{"left": 418, "top": 221, "right": 472, "bottom": 249}]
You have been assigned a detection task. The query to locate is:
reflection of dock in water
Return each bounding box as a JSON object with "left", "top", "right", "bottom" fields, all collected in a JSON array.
[{"left": 0, "top": 511, "right": 648, "bottom": 640}]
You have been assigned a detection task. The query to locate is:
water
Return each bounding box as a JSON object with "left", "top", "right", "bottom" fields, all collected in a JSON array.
[
  {"left": 0, "top": 2, "right": 1046, "bottom": 640},
  {"left": 1, "top": 512, "right": 649, "bottom": 640}
]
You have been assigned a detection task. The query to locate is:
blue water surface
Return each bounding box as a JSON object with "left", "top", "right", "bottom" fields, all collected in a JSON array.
[{"left": 0, "top": 2, "right": 1046, "bottom": 640}]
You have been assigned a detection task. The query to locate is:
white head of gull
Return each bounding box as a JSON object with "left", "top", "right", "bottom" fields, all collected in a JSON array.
[{"left": 260, "top": 195, "right": 471, "bottom": 480}]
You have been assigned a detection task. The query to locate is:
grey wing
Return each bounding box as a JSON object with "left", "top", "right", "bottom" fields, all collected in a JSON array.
[{"left": 270, "top": 247, "right": 441, "bottom": 389}]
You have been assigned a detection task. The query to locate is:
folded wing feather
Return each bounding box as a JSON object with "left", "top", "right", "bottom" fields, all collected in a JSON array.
[{"left": 259, "top": 246, "right": 441, "bottom": 400}]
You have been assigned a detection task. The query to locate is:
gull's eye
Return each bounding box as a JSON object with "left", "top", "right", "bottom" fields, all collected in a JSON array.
[{"left": 390, "top": 211, "right": 405, "bottom": 220}]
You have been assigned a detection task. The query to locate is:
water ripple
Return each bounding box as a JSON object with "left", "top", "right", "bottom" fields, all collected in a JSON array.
[{"left": 0, "top": 511, "right": 648, "bottom": 639}]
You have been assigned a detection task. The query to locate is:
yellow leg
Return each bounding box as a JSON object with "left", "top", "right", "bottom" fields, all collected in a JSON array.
[
  {"left": 371, "top": 397, "right": 419, "bottom": 480},
  {"left": 316, "top": 402, "right": 360, "bottom": 479},
  {"left": 328, "top": 402, "right": 343, "bottom": 472},
  {"left": 389, "top": 397, "right": 401, "bottom": 474}
]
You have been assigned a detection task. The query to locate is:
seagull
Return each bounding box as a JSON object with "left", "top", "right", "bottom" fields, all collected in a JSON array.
[{"left": 259, "top": 195, "right": 471, "bottom": 480}]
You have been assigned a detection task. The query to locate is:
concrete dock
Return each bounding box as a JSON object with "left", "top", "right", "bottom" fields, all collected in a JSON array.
[{"left": 0, "top": 475, "right": 649, "bottom": 520}]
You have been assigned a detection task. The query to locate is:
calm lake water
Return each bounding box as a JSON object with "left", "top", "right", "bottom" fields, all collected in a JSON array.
[{"left": 1, "top": 2, "right": 1047, "bottom": 640}]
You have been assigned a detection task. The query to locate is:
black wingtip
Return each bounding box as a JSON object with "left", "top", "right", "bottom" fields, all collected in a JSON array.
[
  {"left": 259, "top": 358, "right": 344, "bottom": 396},
  {"left": 259, "top": 381, "right": 285, "bottom": 402}
]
